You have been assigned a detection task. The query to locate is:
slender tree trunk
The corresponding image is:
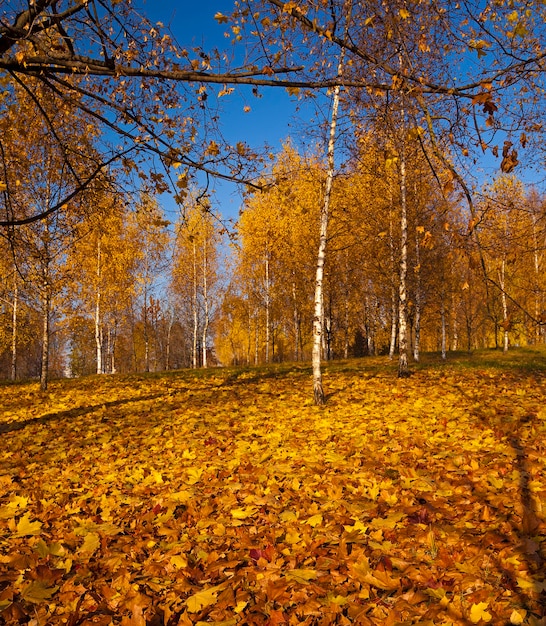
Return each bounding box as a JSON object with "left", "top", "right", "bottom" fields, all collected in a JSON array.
[
  {"left": 441, "top": 294, "right": 447, "bottom": 360},
  {"left": 202, "top": 236, "right": 209, "bottom": 368},
  {"left": 532, "top": 216, "right": 542, "bottom": 344},
  {"left": 451, "top": 293, "right": 459, "bottom": 351},
  {"left": 165, "top": 311, "right": 173, "bottom": 370},
  {"left": 343, "top": 249, "right": 350, "bottom": 359},
  {"left": 95, "top": 238, "right": 103, "bottom": 374},
  {"left": 388, "top": 204, "right": 397, "bottom": 360},
  {"left": 344, "top": 290, "right": 350, "bottom": 359},
  {"left": 499, "top": 261, "right": 509, "bottom": 352},
  {"left": 247, "top": 304, "right": 252, "bottom": 365},
  {"left": 413, "top": 227, "right": 422, "bottom": 362},
  {"left": 143, "top": 287, "right": 150, "bottom": 372},
  {"left": 312, "top": 38, "right": 347, "bottom": 405},
  {"left": 107, "top": 320, "right": 117, "bottom": 374},
  {"left": 264, "top": 250, "right": 271, "bottom": 364},
  {"left": 398, "top": 139, "right": 410, "bottom": 377},
  {"left": 254, "top": 310, "right": 259, "bottom": 365},
  {"left": 40, "top": 287, "right": 50, "bottom": 391},
  {"left": 192, "top": 239, "right": 198, "bottom": 368},
  {"left": 11, "top": 278, "right": 18, "bottom": 381},
  {"left": 292, "top": 279, "right": 300, "bottom": 361}
]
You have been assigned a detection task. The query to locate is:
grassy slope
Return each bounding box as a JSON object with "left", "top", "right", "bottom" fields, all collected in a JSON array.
[{"left": 1, "top": 349, "right": 546, "bottom": 625}]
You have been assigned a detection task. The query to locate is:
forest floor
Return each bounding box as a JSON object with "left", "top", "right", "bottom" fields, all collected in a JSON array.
[{"left": 1, "top": 349, "right": 546, "bottom": 625}]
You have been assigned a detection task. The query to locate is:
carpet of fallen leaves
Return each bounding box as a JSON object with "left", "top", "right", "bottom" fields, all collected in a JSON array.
[{"left": 1, "top": 350, "right": 546, "bottom": 626}]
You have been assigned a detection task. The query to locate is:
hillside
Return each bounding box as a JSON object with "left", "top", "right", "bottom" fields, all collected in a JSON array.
[{"left": 1, "top": 350, "right": 546, "bottom": 625}]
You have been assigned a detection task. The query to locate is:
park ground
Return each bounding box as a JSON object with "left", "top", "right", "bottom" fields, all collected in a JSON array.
[{"left": 1, "top": 349, "right": 546, "bottom": 625}]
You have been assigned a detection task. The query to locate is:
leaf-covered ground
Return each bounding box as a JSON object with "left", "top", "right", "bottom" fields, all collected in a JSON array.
[{"left": 1, "top": 350, "right": 546, "bottom": 625}]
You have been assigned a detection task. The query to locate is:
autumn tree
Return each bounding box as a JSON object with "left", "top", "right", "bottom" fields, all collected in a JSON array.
[
  {"left": 172, "top": 194, "right": 223, "bottom": 369},
  {"left": 125, "top": 196, "right": 170, "bottom": 373},
  {"left": 0, "top": 80, "right": 103, "bottom": 388},
  {"left": 66, "top": 184, "right": 138, "bottom": 376}
]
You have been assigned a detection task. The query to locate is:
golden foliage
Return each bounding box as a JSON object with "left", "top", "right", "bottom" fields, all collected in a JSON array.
[{"left": 1, "top": 350, "right": 546, "bottom": 623}]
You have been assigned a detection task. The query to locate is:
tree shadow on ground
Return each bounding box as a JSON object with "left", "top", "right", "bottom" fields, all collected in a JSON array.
[
  {"left": 452, "top": 381, "right": 546, "bottom": 621},
  {"left": 0, "top": 394, "right": 165, "bottom": 434}
]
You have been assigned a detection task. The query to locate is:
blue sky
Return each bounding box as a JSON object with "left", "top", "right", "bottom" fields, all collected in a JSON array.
[
  {"left": 139, "top": 0, "right": 307, "bottom": 223},
  {"left": 135, "top": 1, "right": 544, "bottom": 224}
]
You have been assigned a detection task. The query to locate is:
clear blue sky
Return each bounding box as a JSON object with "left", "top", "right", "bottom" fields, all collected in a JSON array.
[
  {"left": 136, "top": 1, "right": 544, "bottom": 224},
  {"left": 138, "top": 0, "right": 307, "bottom": 223}
]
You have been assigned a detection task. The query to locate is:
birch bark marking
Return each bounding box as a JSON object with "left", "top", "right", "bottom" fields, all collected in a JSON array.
[
  {"left": 312, "top": 3, "right": 351, "bottom": 405},
  {"left": 192, "top": 237, "right": 198, "bottom": 368},
  {"left": 202, "top": 232, "right": 209, "bottom": 368},
  {"left": 11, "top": 277, "right": 18, "bottom": 381},
  {"left": 397, "top": 137, "right": 410, "bottom": 378},
  {"left": 95, "top": 237, "right": 103, "bottom": 374},
  {"left": 388, "top": 197, "right": 397, "bottom": 360}
]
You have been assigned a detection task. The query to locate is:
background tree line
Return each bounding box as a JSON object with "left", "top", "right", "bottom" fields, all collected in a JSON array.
[
  {"left": 1, "top": 1, "right": 545, "bottom": 392},
  {"left": 1, "top": 130, "right": 545, "bottom": 385}
]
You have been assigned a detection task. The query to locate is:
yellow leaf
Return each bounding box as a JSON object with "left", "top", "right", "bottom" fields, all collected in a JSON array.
[
  {"left": 186, "top": 586, "right": 219, "bottom": 613},
  {"left": 343, "top": 520, "right": 368, "bottom": 534},
  {"left": 0, "top": 495, "right": 28, "bottom": 519},
  {"left": 370, "top": 512, "right": 405, "bottom": 529},
  {"left": 170, "top": 555, "right": 188, "bottom": 569},
  {"left": 15, "top": 514, "right": 42, "bottom": 537},
  {"left": 280, "top": 510, "right": 298, "bottom": 522},
  {"left": 20, "top": 581, "right": 58, "bottom": 604},
  {"left": 230, "top": 506, "right": 257, "bottom": 520},
  {"left": 470, "top": 602, "right": 492, "bottom": 623},
  {"left": 327, "top": 594, "right": 348, "bottom": 606},
  {"left": 399, "top": 8, "right": 410, "bottom": 19},
  {"left": 214, "top": 12, "right": 229, "bottom": 24},
  {"left": 512, "top": 23, "right": 527, "bottom": 37},
  {"left": 0, "top": 182, "right": 7, "bottom": 192},
  {"left": 80, "top": 532, "right": 100, "bottom": 555},
  {"left": 516, "top": 577, "right": 546, "bottom": 592},
  {"left": 285, "top": 569, "right": 318, "bottom": 583},
  {"left": 349, "top": 561, "right": 399, "bottom": 590},
  {"left": 510, "top": 609, "right": 525, "bottom": 624},
  {"left": 304, "top": 513, "right": 323, "bottom": 527},
  {"left": 169, "top": 490, "right": 193, "bottom": 504},
  {"left": 234, "top": 600, "right": 247, "bottom": 613},
  {"left": 285, "top": 530, "right": 301, "bottom": 544},
  {"left": 185, "top": 467, "right": 203, "bottom": 484}
]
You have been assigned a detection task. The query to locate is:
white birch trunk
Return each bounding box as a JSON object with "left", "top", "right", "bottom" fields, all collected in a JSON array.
[
  {"left": 264, "top": 250, "right": 271, "bottom": 363},
  {"left": 202, "top": 235, "right": 209, "bottom": 368},
  {"left": 388, "top": 204, "right": 397, "bottom": 359},
  {"left": 292, "top": 278, "right": 300, "bottom": 361},
  {"left": 192, "top": 239, "right": 198, "bottom": 368},
  {"left": 312, "top": 56, "right": 346, "bottom": 404},
  {"left": 11, "top": 278, "right": 17, "bottom": 381},
  {"left": 95, "top": 237, "right": 103, "bottom": 374},
  {"left": 165, "top": 309, "right": 174, "bottom": 370},
  {"left": 499, "top": 260, "right": 509, "bottom": 352},
  {"left": 413, "top": 227, "right": 422, "bottom": 362},
  {"left": 441, "top": 295, "right": 447, "bottom": 360},
  {"left": 397, "top": 139, "right": 410, "bottom": 377},
  {"left": 254, "top": 310, "right": 259, "bottom": 365},
  {"left": 451, "top": 293, "right": 459, "bottom": 351},
  {"left": 532, "top": 216, "right": 542, "bottom": 343},
  {"left": 40, "top": 287, "right": 50, "bottom": 391}
]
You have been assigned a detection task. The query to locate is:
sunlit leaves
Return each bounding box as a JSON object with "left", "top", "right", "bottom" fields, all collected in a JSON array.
[
  {"left": 470, "top": 601, "right": 492, "bottom": 623},
  {"left": 186, "top": 586, "right": 221, "bottom": 612},
  {"left": 14, "top": 514, "right": 42, "bottom": 537},
  {"left": 1, "top": 350, "right": 546, "bottom": 622}
]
